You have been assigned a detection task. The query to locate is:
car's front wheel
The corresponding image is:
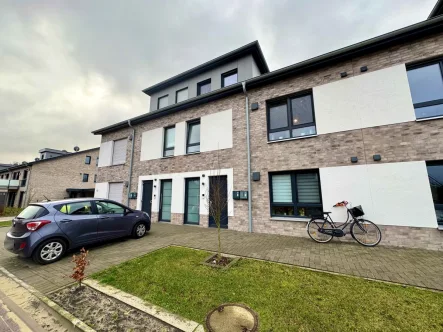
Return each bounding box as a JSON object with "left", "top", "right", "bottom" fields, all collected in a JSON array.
[
  {"left": 132, "top": 222, "right": 147, "bottom": 239},
  {"left": 32, "top": 238, "right": 67, "bottom": 265}
]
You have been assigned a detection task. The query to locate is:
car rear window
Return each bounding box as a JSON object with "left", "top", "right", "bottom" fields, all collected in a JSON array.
[{"left": 17, "top": 205, "right": 48, "bottom": 219}]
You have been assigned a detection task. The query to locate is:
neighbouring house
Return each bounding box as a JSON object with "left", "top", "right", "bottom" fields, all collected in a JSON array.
[
  {"left": 92, "top": 1, "right": 443, "bottom": 250},
  {"left": 0, "top": 147, "right": 99, "bottom": 208}
]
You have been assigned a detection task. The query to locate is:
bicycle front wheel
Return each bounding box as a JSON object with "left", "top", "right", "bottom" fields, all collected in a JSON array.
[
  {"left": 307, "top": 219, "right": 333, "bottom": 243},
  {"left": 350, "top": 219, "right": 382, "bottom": 247}
]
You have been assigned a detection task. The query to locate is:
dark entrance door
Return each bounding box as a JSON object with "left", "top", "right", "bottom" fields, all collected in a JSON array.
[
  {"left": 142, "top": 180, "right": 153, "bottom": 217},
  {"left": 208, "top": 175, "right": 228, "bottom": 229}
]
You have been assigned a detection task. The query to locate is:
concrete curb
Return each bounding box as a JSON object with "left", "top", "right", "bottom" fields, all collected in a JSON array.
[
  {"left": 84, "top": 279, "right": 204, "bottom": 332},
  {"left": 0, "top": 266, "right": 95, "bottom": 332}
]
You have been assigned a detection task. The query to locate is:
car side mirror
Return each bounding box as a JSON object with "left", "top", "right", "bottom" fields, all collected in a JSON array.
[{"left": 124, "top": 209, "right": 131, "bottom": 216}]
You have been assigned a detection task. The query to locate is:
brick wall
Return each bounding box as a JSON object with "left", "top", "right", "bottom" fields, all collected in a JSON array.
[{"left": 27, "top": 149, "right": 99, "bottom": 203}]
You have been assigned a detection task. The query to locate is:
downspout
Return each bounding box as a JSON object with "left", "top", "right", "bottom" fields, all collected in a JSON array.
[
  {"left": 242, "top": 82, "right": 253, "bottom": 233},
  {"left": 127, "top": 119, "right": 135, "bottom": 206}
]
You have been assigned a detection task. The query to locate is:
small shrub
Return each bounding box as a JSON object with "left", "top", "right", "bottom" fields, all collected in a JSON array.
[
  {"left": 71, "top": 248, "right": 89, "bottom": 287},
  {"left": 0, "top": 207, "right": 24, "bottom": 217}
]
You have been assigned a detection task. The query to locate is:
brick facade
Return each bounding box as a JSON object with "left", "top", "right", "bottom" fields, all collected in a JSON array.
[
  {"left": 97, "top": 31, "right": 443, "bottom": 250},
  {"left": 27, "top": 148, "right": 99, "bottom": 204}
]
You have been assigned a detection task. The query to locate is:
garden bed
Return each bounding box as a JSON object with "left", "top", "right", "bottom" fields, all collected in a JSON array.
[
  {"left": 91, "top": 246, "right": 443, "bottom": 332},
  {"left": 48, "top": 284, "right": 180, "bottom": 332}
]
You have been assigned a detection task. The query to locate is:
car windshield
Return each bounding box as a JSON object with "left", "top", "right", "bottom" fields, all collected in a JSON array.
[{"left": 16, "top": 205, "right": 47, "bottom": 220}]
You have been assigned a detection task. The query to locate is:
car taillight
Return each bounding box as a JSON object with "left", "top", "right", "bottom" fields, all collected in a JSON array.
[{"left": 26, "top": 220, "right": 51, "bottom": 231}]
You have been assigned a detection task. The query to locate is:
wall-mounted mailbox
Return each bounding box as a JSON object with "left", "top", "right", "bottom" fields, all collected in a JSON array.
[
  {"left": 252, "top": 172, "right": 260, "bottom": 181},
  {"left": 233, "top": 191, "right": 241, "bottom": 200},
  {"left": 240, "top": 191, "right": 248, "bottom": 200},
  {"left": 128, "top": 192, "right": 137, "bottom": 199},
  {"left": 251, "top": 102, "right": 259, "bottom": 111}
]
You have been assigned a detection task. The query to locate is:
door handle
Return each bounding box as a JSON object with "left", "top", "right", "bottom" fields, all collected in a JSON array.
[{"left": 60, "top": 219, "right": 72, "bottom": 223}]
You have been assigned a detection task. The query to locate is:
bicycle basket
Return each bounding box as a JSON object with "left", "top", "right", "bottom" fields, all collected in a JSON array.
[{"left": 350, "top": 205, "right": 364, "bottom": 217}]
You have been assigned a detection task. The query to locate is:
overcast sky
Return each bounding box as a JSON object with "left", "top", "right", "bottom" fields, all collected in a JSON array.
[{"left": 0, "top": 0, "right": 436, "bottom": 163}]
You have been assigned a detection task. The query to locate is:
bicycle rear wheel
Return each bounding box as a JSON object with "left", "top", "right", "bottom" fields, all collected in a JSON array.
[
  {"left": 350, "top": 219, "right": 382, "bottom": 247},
  {"left": 307, "top": 218, "right": 334, "bottom": 243}
]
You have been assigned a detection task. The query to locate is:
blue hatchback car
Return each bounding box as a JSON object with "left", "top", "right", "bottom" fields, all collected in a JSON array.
[{"left": 4, "top": 198, "right": 151, "bottom": 264}]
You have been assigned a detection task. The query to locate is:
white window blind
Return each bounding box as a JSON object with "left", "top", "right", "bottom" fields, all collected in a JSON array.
[
  {"left": 112, "top": 139, "right": 127, "bottom": 165},
  {"left": 108, "top": 182, "right": 124, "bottom": 203},
  {"left": 272, "top": 174, "right": 292, "bottom": 203},
  {"left": 296, "top": 173, "right": 320, "bottom": 203}
]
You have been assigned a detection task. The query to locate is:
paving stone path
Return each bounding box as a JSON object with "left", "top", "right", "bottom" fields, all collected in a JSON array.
[{"left": 0, "top": 223, "right": 442, "bottom": 294}]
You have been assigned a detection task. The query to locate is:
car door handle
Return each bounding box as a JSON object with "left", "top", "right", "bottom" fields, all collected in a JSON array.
[
  {"left": 99, "top": 216, "right": 109, "bottom": 219},
  {"left": 60, "top": 219, "right": 72, "bottom": 223}
]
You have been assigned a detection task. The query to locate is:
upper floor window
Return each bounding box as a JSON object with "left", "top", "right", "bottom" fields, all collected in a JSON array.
[
  {"left": 176, "top": 88, "right": 188, "bottom": 103},
  {"left": 82, "top": 173, "right": 89, "bottom": 182},
  {"left": 267, "top": 93, "right": 316, "bottom": 142},
  {"left": 270, "top": 170, "right": 322, "bottom": 218},
  {"left": 85, "top": 156, "right": 91, "bottom": 164},
  {"left": 112, "top": 139, "right": 127, "bottom": 165},
  {"left": 407, "top": 60, "right": 443, "bottom": 120},
  {"left": 158, "top": 95, "right": 169, "bottom": 109},
  {"left": 221, "top": 69, "right": 238, "bottom": 87},
  {"left": 12, "top": 172, "right": 20, "bottom": 180},
  {"left": 187, "top": 120, "right": 201, "bottom": 154},
  {"left": 197, "top": 79, "right": 211, "bottom": 95},
  {"left": 163, "top": 126, "right": 175, "bottom": 157}
]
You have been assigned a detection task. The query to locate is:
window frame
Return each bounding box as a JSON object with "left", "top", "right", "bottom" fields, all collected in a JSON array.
[
  {"left": 184, "top": 177, "right": 200, "bottom": 225},
  {"left": 407, "top": 59, "right": 443, "bottom": 120},
  {"left": 175, "top": 87, "right": 188, "bottom": 103},
  {"left": 197, "top": 79, "right": 211, "bottom": 96},
  {"left": 268, "top": 169, "right": 323, "bottom": 218},
  {"left": 426, "top": 160, "right": 443, "bottom": 226},
  {"left": 159, "top": 179, "right": 173, "bottom": 222},
  {"left": 82, "top": 173, "right": 89, "bottom": 182},
  {"left": 266, "top": 90, "right": 316, "bottom": 142},
  {"left": 85, "top": 156, "right": 91, "bottom": 164},
  {"left": 186, "top": 119, "right": 201, "bottom": 154},
  {"left": 221, "top": 69, "right": 238, "bottom": 88},
  {"left": 157, "top": 94, "right": 169, "bottom": 110},
  {"left": 163, "top": 125, "right": 175, "bottom": 157}
]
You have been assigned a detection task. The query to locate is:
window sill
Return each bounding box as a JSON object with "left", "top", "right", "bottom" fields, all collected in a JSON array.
[
  {"left": 185, "top": 152, "right": 200, "bottom": 156},
  {"left": 267, "top": 134, "right": 318, "bottom": 144},
  {"left": 270, "top": 217, "right": 309, "bottom": 222},
  {"left": 161, "top": 155, "right": 174, "bottom": 159},
  {"left": 415, "top": 115, "right": 443, "bottom": 122}
]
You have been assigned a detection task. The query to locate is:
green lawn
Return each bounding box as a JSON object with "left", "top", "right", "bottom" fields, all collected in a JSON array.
[
  {"left": 92, "top": 246, "right": 443, "bottom": 332},
  {"left": 0, "top": 220, "right": 12, "bottom": 228}
]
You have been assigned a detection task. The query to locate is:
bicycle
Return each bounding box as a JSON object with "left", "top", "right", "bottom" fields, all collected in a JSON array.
[{"left": 306, "top": 201, "right": 382, "bottom": 247}]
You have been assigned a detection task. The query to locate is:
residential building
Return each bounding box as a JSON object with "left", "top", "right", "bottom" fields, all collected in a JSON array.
[
  {"left": 0, "top": 148, "right": 99, "bottom": 208},
  {"left": 38, "top": 148, "right": 70, "bottom": 160},
  {"left": 93, "top": 3, "right": 443, "bottom": 250}
]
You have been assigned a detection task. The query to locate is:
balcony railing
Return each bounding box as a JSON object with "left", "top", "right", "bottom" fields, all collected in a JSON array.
[{"left": 0, "top": 179, "right": 19, "bottom": 189}]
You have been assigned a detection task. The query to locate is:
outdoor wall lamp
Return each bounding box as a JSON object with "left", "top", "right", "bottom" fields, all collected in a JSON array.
[
  {"left": 202, "top": 174, "right": 205, "bottom": 177},
  {"left": 351, "top": 157, "right": 358, "bottom": 163},
  {"left": 340, "top": 72, "right": 348, "bottom": 78},
  {"left": 373, "top": 154, "right": 382, "bottom": 161},
  {"left": 360, "top": 66, "right": 368, "bottom": 72},
  {"left": 201, "top": 182, "right": 205, "bottom": 185}
]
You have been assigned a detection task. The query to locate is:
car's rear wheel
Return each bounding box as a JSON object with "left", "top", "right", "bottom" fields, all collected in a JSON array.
[
  {"left": 32, "top": 238, "right": 67, "bottom": 265},
  {"left": 132, "top": 222, "right": 147, "bottom": 239}
]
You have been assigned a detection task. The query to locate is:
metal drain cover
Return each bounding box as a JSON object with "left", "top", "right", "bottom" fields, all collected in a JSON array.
[{"left": 206, "top": 303, "right": 259, "bottom": 332}]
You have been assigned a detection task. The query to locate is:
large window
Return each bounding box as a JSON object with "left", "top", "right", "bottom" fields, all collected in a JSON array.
[
  {"left": 163, "top": 126, "right": 175, "bottom": 157},
  {"left": 426, "top": 161, "right": 443, "bottom": 226},
  {"left": 158, "top": 95, "right": 169, "bottom": 109},
  {"left": 185, "top": 178, "right": 200, "bottom": 224},
  {"left": 197, "top": 79, "right": 211, "bottom": 95},
  {"left": 160, "top": 180, "right": 172, "bottom": 221},
  {"left": 186, "top": 120, "right": 200, "bottom": 153},
  {"left": 82, "top": 174, "right": 89, "bottom": 182},
  {"left": 85, "top": 156, "right": 91, "bottom": 164},
  {"left": 267, "top": 93, "right": 316, "bottom": 141},
  {"left": 269, "top": 170, "right": 322, "bottom": 218},
  {"left": 407, "top": 60, "right": 443, "bottom": 120},
  {"left": 221, "top": 69, "right": 238, "bottom": 87},
  {"left": 176, "top": 87, "right": 188, "bottom": 103},
  {"left": 112, "top": 139, "right": 127, "bottom": 165}
]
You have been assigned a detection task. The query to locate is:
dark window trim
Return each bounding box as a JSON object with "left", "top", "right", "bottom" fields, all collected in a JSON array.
[
  {"left": 184, "top": 177, "right": 200, "bottom": 225},
  {"left": 96, "top": 157, "right": 99, "bottom": 166},
  {"left": 186, "top": 119, "right": 201, "bottom": 154},
  {"left": 157, "top": 94, "right": 169, "bottom": 110},
  {"left": 82, "top": 173, "right": 89, "bottom": 182},
  {"left": 266, "top": 90, "right": 316, "bottom": 142},
  {"left": 268, "top": 169, "right": 323, "bottom": 218},
  {"left": 85, "top": 156, "right": 91, "bottom": 164},
  {"left": 163, "top": 126, "right": 175, "bottom": 157},
  {"left": 159, "top": 179, "right": 172, "bottom": 222},
  {"left": 175, "top": 87, "right": 189, "bottom": 103},
  {"left": 221, "top": 69, "right": 238, "bottom": 88},
  {"left": 407, "top": 58, "right": 443, "bottom": 120},
  {"left": 197, "top": 79, "right": 211, "bottom": 96}
]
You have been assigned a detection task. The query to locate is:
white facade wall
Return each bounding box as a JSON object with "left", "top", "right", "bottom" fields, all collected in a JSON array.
[
  {"left": 314, "top": 64, "right": 416, "bottom": 134},
  {"left": 319, "top": 161, "right": 437, "bottom": 228},
  {"left": 136, "top": 168, "right": 234, "bottom": 217}
]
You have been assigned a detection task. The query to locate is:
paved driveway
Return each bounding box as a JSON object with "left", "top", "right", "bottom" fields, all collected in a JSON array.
[{"left": 0, "top": 223, "right": 442, "bottom": 294}]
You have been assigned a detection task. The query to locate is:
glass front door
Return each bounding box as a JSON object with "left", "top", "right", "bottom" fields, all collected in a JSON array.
[
  {"left": 185, "top": 178, "right": 200, "bottom": 224},
  {"left": 160, "top": 180, "right": 172, "bottom": 221}
]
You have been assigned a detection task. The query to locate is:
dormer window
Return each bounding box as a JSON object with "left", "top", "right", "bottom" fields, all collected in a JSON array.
[
  {"left": 197, "top": 79, "right": 211, "bottom": 95},
  {"left": 158, "top": 95, "right": 169, "bottom": 109},
  {"left": 176, "top": 88, "right": 188, "bottom": 103},
  {"left": 222, "top": 69, "right": 238, "bottom": 87}
]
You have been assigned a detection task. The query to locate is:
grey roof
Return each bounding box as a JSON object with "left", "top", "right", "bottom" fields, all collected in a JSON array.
[
  {"left": 429, "top": 0, "right": 443, "bottom": 18},
  {"left": 142, "top": 41, "right": 269, "bottom": 95},
  {"left": 92, "top": 14, "right": 443, "bottom": 135}
]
